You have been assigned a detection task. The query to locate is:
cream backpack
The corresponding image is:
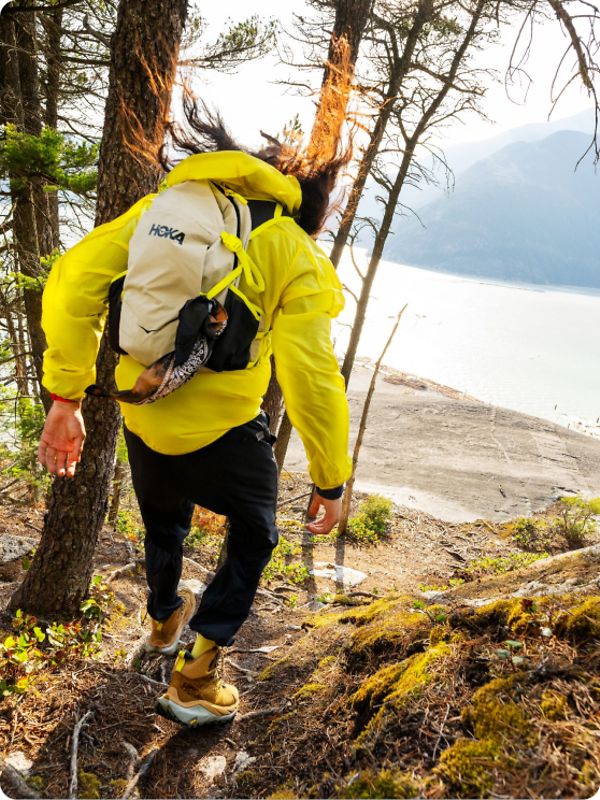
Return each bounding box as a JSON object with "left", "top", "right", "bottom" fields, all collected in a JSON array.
[{"left": 87, "top": 181, "right": 277, "bottom": 405}]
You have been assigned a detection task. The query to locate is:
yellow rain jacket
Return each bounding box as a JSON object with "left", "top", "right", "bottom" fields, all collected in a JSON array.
[{"left": 42, "top": 151, "right": 352, "bottom": 490}]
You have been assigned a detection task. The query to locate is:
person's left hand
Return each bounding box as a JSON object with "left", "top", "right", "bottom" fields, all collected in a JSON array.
[{"left": 305, "top": 490, "right": 341, "bottom": 535}]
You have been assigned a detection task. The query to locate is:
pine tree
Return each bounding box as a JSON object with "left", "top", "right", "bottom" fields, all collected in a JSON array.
[{"left": 10, "top": 0, "right": 188, "bottom": 617}]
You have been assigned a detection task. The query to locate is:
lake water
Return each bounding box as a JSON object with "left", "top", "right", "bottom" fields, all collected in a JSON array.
[{"left": 334, "top": 251, "right": 600, "bottom": 435}]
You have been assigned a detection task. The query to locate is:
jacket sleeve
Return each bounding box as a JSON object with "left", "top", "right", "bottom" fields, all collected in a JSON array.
[
  {"left": 42, "top": 195, "right": 155, "bottom": 399},
  {"left": 271, "top": 243, "right": 352, "bottom": 490}
]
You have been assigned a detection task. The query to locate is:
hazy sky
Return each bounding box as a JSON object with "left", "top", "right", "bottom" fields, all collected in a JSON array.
[{"left": 191, "top": 1, "right": 593, "bottom": 149}]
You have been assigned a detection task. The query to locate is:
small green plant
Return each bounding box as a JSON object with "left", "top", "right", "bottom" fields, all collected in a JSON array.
[
  {"left": 551, "top": 497, "right": 598, "bottom": 549},
  {"left": 346, "top": 494, "right": 393, "bottom": 545},
  {"left": 0, "top": 577, "right": 115, "bottom": 696},
  {"left": 262, "top": 534, "right": 310, "bottom": 586},
  {"left": 509, "top": 517, "right": 552, "bottom": 552}
]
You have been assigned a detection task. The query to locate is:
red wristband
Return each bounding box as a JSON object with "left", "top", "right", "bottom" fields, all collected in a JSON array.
[{"left": 50, "top": 393, "right": 80, "bottom": 404}]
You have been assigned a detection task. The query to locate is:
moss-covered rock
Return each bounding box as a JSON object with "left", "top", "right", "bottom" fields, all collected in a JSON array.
[{"left": 555, "top": 596, "right": 600, "bottom": 642}]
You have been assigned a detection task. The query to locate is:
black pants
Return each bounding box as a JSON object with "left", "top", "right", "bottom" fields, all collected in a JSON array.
[{"left": 124, "top": 413, "right": 278, "bottom": 647}]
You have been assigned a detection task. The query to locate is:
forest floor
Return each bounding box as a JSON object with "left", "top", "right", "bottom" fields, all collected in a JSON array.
[{"left": 1, "top": 468, "right": 600, "bottom": 799}]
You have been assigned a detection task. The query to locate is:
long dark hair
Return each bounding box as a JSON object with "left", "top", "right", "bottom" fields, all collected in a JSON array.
[{"left": 159, "top": 91, "right": 351, "bottom": 238}]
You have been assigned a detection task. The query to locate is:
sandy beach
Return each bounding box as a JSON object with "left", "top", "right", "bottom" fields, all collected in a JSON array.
[{"left": 284, "top": 361, "right": 600, "bottom": 522}]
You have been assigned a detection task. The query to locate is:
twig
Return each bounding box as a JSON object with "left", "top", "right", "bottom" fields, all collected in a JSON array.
[
  {"left": 69, "top": 710, "right": 93, "bottom": 799},
  {"left": 0, "top": 762, "right": 41, "bottom": 799},
  {"left": 432, "top": 704, "right": 451, "bottom": 762},
  {"left": 236, "top": 704, "right": 286, "bottom": 722},
  {"left": 277, "top": 490, "right": 312, "bottom": 508},
  {"left": 134, "top": 672, "right": 167, "bottom": 690},
  {"left": 23, "top": 520, "right": 42, "bottom": 533},
  {"left": 124, "top": 638, "right": 148, "bottom": 669},
  {"left": 227, "top": 659, "right": 257, "bottom": 676},
  {"left": 106, "top": 560, "right": 144, "bottom": 584},
  {"left": 122, "top": 742, "right": 139, "bottom": 781},
  {"left": 344, "top": 591, "right": 380, "bottom": 599},
  {"left": 120, "top": 748, "right": 159, "bottom": 799}
]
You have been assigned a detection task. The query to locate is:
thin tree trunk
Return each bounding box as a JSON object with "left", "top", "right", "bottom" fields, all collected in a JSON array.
[
  {"left": 41, "top": 7, "right": 63, "bottom": 249},
  {"left": 341, "top": 0, "right": 486, "bottom": 386},
  {"left": 338, "top": 305, "right": 405, "bottom": 535},
  {"left": 10, "top": 0, "right": 188, "bottom": 618},
  {"left": 264, "top": 0, "right": 374, "bottom": 465},
  {"left": 329, "top": 1, "right": 433, "bottom": 269}
]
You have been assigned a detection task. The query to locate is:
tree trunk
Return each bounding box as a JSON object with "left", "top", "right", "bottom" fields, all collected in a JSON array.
[
  {"left": 10, "top": 0, "right": 188, "bottom": 618},
  {"left": 329, "top": 1, "right": 433, "bottom": 269},
  {"left": 340, "top": 0, "right": 486, "bottom": 386},
  {"left": 264, "top": 0, "right": 373, "bottom": 465},
  {"left": 41, "top": 7, "right": 63, "bottom": 249},
  {"left": 308, "top": 0, "right": 373, "bottom": 154}
]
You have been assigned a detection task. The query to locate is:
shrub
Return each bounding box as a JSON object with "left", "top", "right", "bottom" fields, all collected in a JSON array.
[{"left": 347, "top": 495, "right": 393, "bottom": 545}]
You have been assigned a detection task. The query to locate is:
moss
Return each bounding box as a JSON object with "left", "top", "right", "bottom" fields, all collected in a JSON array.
[
  {"left": 317, "top": 655, "right": 336, "bottom": 669},
  {"left": 540, "top": 690, "right": 569, "bottom": 721},
  {"left": 355, "top": 642, "right": 451, "bottom": 743},
  {"left": 268, "top": 791, "right": 298, "bottom": 800},
  {"left": 293, "top": 682, "right": 326, "bottom": 700},
  {"left": 463, "top": 676, "right": 535, "bottom": 747},
  {"left": 350, "top": 605, "right": 439, "bottom": 654},
  {"left": 351, "top": 661, "right": 408, "bottom": 707},
  {"left": 429, "top": 624, "right": 452, "bottom": 645},
  {"left": 78, "top": 771, "right": 101, "bottom": 800},
  {"left": 338, "top": 594, "right": 404, "bottom": 624},
  {"left": 109, "top": 779, "right": 129, "bottom": 798},
  {"left": 436, "top": 738, "right": 499, "bottom": 798},
  {"left": 338, "top": 769, "right": 419, "bottom": 799},
  {"left": 555, "top": 596, "right": 600, "bottom": 642}
]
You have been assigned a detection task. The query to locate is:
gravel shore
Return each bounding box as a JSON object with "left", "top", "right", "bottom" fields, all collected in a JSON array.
[{"left": 284, "top": 362, "right": 600, "bottom": 522}]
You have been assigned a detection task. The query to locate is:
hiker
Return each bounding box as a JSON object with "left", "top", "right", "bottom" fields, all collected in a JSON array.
[{"left": 37, "top": 104, "right": 351, "bottom": 728}]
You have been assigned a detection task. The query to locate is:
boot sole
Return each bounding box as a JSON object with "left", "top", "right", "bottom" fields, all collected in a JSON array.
[{"left": 155, "top": 696, "right": 237, "bottom": 728}]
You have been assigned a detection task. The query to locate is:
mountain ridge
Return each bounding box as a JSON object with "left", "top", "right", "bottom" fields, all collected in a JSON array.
[{"left": 384, "top": 129, "right": 600, "bottom": 288}]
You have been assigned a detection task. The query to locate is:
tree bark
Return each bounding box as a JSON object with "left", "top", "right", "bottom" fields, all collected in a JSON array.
[
  {"left": 263, "top": 0, "right": 373, "bottom": 465},
  {"left": 10, "top": 0, "right": 188, "bottom": 618},
  {"left": 329, "top": 1, "right": 432, "bottom": 269}
]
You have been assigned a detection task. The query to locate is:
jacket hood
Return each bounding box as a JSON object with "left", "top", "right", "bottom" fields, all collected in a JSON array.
[{"left": 166, "top": 151, "right": 302, "bottom": 215}]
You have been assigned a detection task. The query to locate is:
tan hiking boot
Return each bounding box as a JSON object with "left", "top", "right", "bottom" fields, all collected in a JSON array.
[
  {"left": 144, "top": 586, "right": 196, "bottom": 655},
  {"left": 155, "top": 647, "right": 239, "bottom": 727}
]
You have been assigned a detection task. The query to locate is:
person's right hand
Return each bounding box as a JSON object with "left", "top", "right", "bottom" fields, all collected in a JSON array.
[{"left": 38, "top": 401, "right": 86, "bottom": 478}]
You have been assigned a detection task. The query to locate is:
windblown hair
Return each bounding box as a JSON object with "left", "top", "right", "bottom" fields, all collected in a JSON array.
[{"left": 160, "top": 84, "right": 352, "bottom": 237}]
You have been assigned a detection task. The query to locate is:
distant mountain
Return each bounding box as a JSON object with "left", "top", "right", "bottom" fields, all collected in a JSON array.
[
  {"left": 356, "top": 108, "right": 596, "bottom": 224},
  {"left": 384, "top": 129, "right": 600, "bottom": 288}
]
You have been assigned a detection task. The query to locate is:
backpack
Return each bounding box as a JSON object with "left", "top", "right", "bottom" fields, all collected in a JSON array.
[{"left": 86, "top": 181, "right": 279, "bottom": 405}]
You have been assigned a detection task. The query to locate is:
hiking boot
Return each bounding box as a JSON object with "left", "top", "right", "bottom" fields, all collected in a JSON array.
[
  {"left": 144, "top": 586, "right": 196, "bottom": 655},
  {"left": 155, "top": 647, "right": 239, "bottom": 727}
]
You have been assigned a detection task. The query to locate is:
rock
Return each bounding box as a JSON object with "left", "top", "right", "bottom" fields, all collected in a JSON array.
[
  {"left": 5, "top": 752, "right": 33, "bottom": 775},
  {"left": 181, "top": 579, "right": 206, "bottom": 596},
  {"left": 305, "top": 600, "right": 326, "bottom": 612},
  {"left": 198, "top": 755, "right": 227, "bottom": 782},
  {"left": 233, "top": 751, "right": 256, "bottom": 775},
  {"left": 0, "top": 536, "right": 36, "bottom": 565},
  {"left": 310, "top": 562, "right": 367, "bottom": 587}
]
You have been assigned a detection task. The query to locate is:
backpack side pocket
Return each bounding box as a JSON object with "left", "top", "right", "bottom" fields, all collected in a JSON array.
[{"left": 107, "top": 274, "right": 127, "bottom": 355}]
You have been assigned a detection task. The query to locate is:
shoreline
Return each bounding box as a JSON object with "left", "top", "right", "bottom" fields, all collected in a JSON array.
[{"left": 284, "top": 362, "right": 600, "bottom": 523}]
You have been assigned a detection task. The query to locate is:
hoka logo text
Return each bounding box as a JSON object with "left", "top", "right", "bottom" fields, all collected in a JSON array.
[{"left": 148, "top": 223, "right": 185, "bottom": 245}]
